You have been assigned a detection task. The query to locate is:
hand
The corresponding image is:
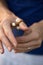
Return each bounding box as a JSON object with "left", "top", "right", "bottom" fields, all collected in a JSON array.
[
  {"left": 16, "top": 22, "right": 43, "bottom": 53},
  {"left": 0, "top": 6, "right": 28, "bottom": 54}
]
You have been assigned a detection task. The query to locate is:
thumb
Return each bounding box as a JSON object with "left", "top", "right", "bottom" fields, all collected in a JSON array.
[{"left": 19, "top": 21, "right": 28, "bottom": 31}]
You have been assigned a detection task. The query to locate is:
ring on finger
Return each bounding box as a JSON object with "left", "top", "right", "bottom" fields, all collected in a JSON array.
[{"left": 11, "top": 18, "right": 23, "bottom": 28}]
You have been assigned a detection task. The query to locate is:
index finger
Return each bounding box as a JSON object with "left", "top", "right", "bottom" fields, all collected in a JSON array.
[
  {"left": 3, "top": 22, "right": 17, "bottom": 47},
  {"left": 19, "top": 21, "right": 28, "bottom": 31},
  {"left": 12, "top": 16, "right": 28, "bottom": 31}
]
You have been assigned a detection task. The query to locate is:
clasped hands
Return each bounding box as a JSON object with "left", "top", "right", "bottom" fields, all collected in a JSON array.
[{"left": 0, "top": 6, "right": 42, "bottom": 54}]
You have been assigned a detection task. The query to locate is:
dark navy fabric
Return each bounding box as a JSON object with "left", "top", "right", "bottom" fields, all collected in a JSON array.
[{"left": 6, "top": 0, "right": 43, "bottom": 55}]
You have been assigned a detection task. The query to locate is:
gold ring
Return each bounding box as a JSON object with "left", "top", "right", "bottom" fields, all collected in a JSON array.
[
  {"left": 11, "top": 18, "right": 23, "bottom": 27},
  {"left": 16, "top": 18, "right": 22, "bottom": 24}
]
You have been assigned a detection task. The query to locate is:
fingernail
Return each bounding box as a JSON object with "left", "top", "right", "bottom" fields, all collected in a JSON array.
[
  {"left": 14, "top": 43, "right": 17, "bottom": 47},
  {"left": 8, "top": 47, "right": 12, "bottom": 51},
  {"left": 0, "top": 49, "right": 3, "bottom": 54}
]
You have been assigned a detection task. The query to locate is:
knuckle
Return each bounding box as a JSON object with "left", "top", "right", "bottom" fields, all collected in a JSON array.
[
  {"left": 33, "top": 23, "right": 37, "bottom": 26},
  {"left": 2, "top": 19, "right": 9, "bottom": 26},
  {"left": 5, "top": 31, "right": 8, "bottom": 37},
  {"left": 32, "top": 23, "right": 37, "bottom": 28},
  {"left": 5, "top": 30, "right": 10, "bottom": 36}
]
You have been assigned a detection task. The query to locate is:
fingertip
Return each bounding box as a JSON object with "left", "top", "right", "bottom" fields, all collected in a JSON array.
[
  {"left": 8, "top": 46, "right": 12, "bottom": 52},
  {"left": 19, "top": 22, "right": 28, "bottom": 31},
  {"left": 13, "top": 42, "right": 17, "bottom": 48},
  {"left": 0, "top": 49, "right": 4, "bottom": 54}
]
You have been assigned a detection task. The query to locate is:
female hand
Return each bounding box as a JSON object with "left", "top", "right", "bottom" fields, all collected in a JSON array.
[
  {"left": 0, "top": 5, "right": 28, "bottom": 54},
  {"left": 16, "top": 21, "right": 43, "bottom": 53}
]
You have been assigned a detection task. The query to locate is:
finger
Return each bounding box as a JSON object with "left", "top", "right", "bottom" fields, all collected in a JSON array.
[
  {"left": 16, "top": 32, "right": 40, "bottom": 43},
  {"left": 19, "top": 21, "right": 28, "bottom": 31},
  {"left": 15, "top": 44, "right": 41, "bottom": 53},
  {"left": 0, "top": 28, "right": 12, "bottom": 51},
  {"left": 24, "top": 28, "right": 32, "bottom": 35},
  {"left": 31, "top": 44, "right": 41, "bottom": 50},
  {"left": 2, "top": 35, "right": 12, "bottom": 51},
  {"left": 17, "top": 39, "right": 41, "bottom": 48},
  {"left": 3, "top": 22, "right": 17, "bottom": 47},
  {"left": 15, "top": 48, "right": 31, "bottom": 53},
  {"left": 0, "top": 41, "right": 4, "bottom": 54},
  {"left": 12, "top": 16, "right": 29, "bottom": 31}
]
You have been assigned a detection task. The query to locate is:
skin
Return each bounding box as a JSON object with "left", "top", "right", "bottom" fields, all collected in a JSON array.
[
  {"left": 0, "top": 1, "right": 28, "bottom": 54},
  {"left": 0, "top": 0, "right": 43, "bottom": 53},
  {"left": 16, "top": 21, "right": 43, "bottom": 53}
]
